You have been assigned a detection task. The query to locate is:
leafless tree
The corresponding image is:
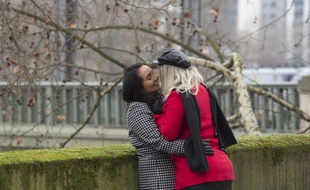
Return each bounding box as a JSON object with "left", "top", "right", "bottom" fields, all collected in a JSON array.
[{"left": 0, "top": 0, "right": 309, "bottom": 148}]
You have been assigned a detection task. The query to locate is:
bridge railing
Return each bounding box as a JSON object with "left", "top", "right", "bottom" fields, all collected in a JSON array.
[
  {"left": 213, "top": 83, "right": 299, "bottom": 133},
  {"left": 0, "top": 82, "right": 300, "bottom": 133}
]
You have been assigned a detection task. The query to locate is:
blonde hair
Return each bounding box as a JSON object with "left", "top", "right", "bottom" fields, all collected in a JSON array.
[{"left": 158, "top": 65, "right": 204, "bottom": 99}]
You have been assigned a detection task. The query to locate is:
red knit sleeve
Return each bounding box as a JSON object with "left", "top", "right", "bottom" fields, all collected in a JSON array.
[{"left": 156, "top": 91, "right": 185, "bottom": 141}]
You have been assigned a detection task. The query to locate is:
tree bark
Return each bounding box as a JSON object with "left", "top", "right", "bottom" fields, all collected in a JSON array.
[{"left": 189, "top": 53, "right": 261, "bottom": 135}]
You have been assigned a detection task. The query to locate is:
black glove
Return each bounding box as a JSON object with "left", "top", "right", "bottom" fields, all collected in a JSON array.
[{"left": 202, "top": 140, "right": 214, "bottom": 156}]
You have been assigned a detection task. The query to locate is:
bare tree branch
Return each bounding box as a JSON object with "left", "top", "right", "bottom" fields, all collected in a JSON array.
[
  {"left": 60, "top": 76, "right": 123, "bottom": 148},
  {"left": 248, "top": 86, "right": 310, "bottom": 123}
]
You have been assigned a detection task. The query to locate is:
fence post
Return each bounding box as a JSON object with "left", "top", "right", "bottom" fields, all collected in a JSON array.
[
  {"left": 297, "top": 75, "right": 310, "bottom": 132},
  {"left": 288, "top": 87, "right": 299, "bottom": 131},
  {"left": 72, "top": 88, "right": 78, "bottom": 123},
  {"left": 275, "top": 87, "right": 284, "bottom": 131},
  {"left": 260, "top": 96, "right": 268, "bottom": 130},
  {"left": 0, "top": 86, "right": 3, "bottom": 123},
  {"left": 44, "top": 85, "right": 52, "bottom": 125}
]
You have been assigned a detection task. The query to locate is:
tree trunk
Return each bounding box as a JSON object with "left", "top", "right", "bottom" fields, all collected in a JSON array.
[{"left": 189, "top": 53, "right": 261, "bottom": 135}]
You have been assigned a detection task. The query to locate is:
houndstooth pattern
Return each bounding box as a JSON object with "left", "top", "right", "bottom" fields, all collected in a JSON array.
[{"left": 127, "top": 101, "right": 185, "bottom": 190}]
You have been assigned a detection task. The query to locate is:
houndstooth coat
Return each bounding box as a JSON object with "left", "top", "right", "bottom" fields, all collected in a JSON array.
[{"left": 127, "top": 101, "right": 185, "bottom": 190}]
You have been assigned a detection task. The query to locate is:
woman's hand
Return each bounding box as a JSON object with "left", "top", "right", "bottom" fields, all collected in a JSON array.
[{"left": 203, "top": 140, "right": 214, "bottom": 155}]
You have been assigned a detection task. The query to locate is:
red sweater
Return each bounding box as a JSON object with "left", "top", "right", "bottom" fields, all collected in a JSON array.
[{"left": 154, "top": 84, "right": 234, "bottom": 189}]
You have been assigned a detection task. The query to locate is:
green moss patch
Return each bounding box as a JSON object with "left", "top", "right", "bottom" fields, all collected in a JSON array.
[
  {"left": 0, "top": 144, "right": 136, "bottom": 165},
  {"left": 228, "top": 133, "right": 310, "bottom": 151},
  {"left": 0, "top": 144, "right": 138, "bottom": 190},
  {"left": 0, "top": 135, "right": 309, "bottom": 190},
  {"left": 228, "top": 134, "right": 310, "bottom": 166}
]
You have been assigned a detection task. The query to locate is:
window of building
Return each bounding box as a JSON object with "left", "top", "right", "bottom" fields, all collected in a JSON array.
[
  {"left": 295, "top": 0, "right": 304, "bottom": 20},
  {"left": 271, "top": 2, "right": 276, "bottom": 7}
]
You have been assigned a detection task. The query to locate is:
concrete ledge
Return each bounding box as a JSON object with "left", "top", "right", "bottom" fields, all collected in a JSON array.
[
  {"left": 298, "top": 75, "right": 310, "bottom": 92},
  {"left": 227, "top": 134, "right": 310, "bottom": 190},
  {"left": 0, "top": 145, "right": 138, "bottom": 190},
  {"left": 0, "top": 134, "right": 309, "bottom": 190}
]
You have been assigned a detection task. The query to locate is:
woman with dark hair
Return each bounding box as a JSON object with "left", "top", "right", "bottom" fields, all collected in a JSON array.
[{"left": 122, "top": 62, "right": 214, "bottom": 190}]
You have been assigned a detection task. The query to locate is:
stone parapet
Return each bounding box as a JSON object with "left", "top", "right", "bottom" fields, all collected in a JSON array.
[
  {"left": 0, "top": 134, "right": 309, "bottom": 190},
  {"left": 297, "top": 75, "right": 310, "bottom": 132},
  {"left": 297, "top": 75, "right": 310, "bottom": 93}
]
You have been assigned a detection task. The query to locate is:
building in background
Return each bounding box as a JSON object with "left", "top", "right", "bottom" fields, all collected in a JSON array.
[
  {"left": 286, "top": 0, "right": 309, "bottom": 67},
  {"left": 237, "top": 0, "right": 310, "bottom": 68},
  {"left": 301, "top": 0, "right": 310, "bottom": 65},
  {"left": 258, "top": 0, "right": 287, "bottom": 66},
  {"left": 200, "top": 0, "right": 239, "bottom": 59}
]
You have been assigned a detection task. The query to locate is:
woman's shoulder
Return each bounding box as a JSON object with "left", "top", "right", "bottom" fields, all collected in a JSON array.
[
  {"left": 128, "top": 101, "right": 151, "bottom": 113},
  {"left": 166, "top": 90, "right": 182, "bottom": 101},
  {"left": 129, "top": 101, "right": 147, "bottom": 107},
  {"left": 199, "top": 83, "right": 208, "bottom": 89}
]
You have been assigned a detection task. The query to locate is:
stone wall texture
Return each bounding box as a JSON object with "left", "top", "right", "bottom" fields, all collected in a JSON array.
[{"left": 0, "top": 134, "right": 309, "bottom": 190}]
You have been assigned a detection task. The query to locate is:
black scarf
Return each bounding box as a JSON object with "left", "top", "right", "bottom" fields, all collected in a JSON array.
[
  {"left": 181, "top": 84, "right": 237, "bottom": 172},
  {"left": 181, "top": 92, "right": 209, "bottom": 172},
  {"left": 142, "top": 92, "right": 164, "bottom": 114}
]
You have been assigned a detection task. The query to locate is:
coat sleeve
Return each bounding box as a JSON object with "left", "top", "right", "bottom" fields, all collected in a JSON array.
[
  {"left": 127, "top": 102, "right": 185, "bottom": 155},
  {"left": 156, "top": 91, "right": 185, "bottom": 141}
]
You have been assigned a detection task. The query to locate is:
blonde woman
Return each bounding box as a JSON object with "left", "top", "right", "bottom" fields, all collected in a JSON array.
[{"left": 153, "top": 48, "right": 237, "bottom": 190}]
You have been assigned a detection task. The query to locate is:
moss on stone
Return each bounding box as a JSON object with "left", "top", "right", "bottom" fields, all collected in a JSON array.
[
  {"left": 227, "top": 134, "right": 310, "bottom": 166},
  {"left": 228, "top": 133, "right": 310, "bottom": 151},
  {"left": 0, "top": 144, "right": 137, "bottom": 190},
  {"left": 0, "top": 135, "right": 308, "bottom": 190},
  {"left": 0, "top": 166, "right": 13, "bottom": 190},
  {"left": 0, "top": 144, "right": 136, "bottom": 166}
]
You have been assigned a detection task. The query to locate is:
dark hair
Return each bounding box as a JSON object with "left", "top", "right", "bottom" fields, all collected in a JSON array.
[
  {"left": 123, "top": 62, "right": 164, "bottom": 113},
  {"left": 122, "top": 63, "right": 145, "bottom": 102}
]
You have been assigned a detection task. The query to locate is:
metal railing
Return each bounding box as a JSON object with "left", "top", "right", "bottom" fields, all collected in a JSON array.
[
  {"left": 0, "top": 82, "right": 300, "bottom": 133},
  {"left": 212, "top": 83, "right": 299, "bottom": 133}
]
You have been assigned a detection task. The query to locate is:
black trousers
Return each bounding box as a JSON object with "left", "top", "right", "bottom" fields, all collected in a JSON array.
[{"left": 182, "top": 181, "right": 233, "bottom": 190}]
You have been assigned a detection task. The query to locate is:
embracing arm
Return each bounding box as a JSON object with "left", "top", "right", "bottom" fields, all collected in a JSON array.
[
  {"left": 127, "top": 102, "right": 185, "bottom": 155},
  {"left": 156, "top": 91, "right": 185, "bottom": 141}
]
